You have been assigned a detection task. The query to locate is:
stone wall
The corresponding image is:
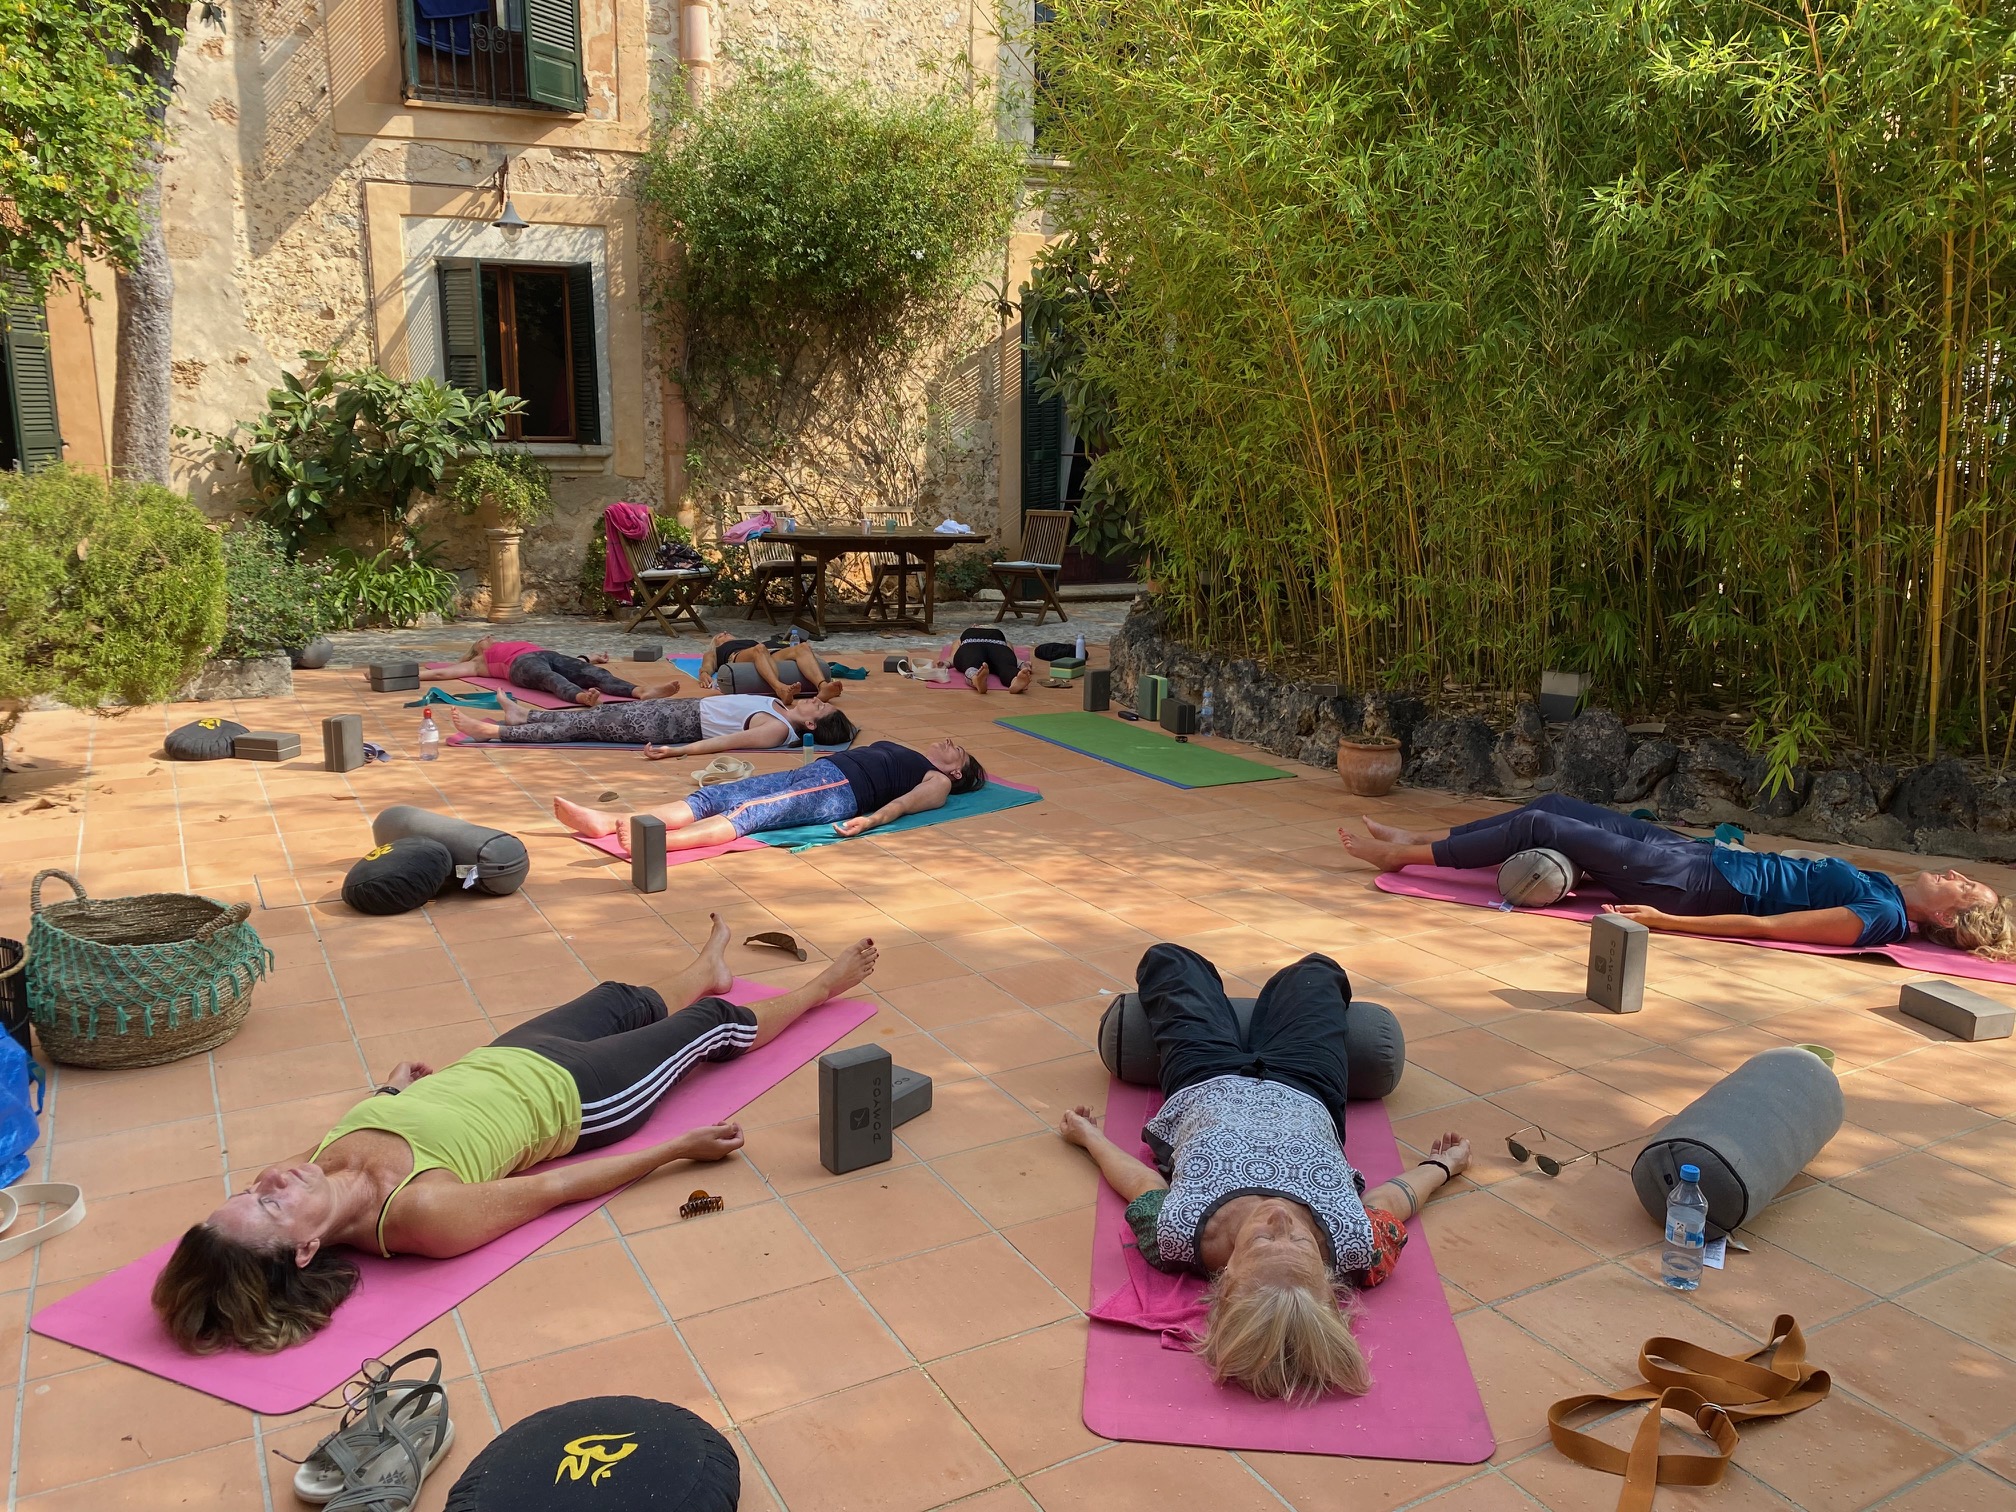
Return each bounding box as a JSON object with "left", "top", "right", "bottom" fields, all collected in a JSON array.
[{"left": 1110, "top": 603, "right": 2016, "bottom": 862}]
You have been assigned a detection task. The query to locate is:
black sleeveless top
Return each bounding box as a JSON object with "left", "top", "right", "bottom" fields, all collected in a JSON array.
[{"left": 827, "top": 741, "right": 934, "bottom": 812}]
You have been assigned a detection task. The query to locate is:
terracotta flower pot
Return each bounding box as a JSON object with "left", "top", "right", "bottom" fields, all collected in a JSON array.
[{"left": 1336, "top": 737, "right": 1402, "bottom": 797}]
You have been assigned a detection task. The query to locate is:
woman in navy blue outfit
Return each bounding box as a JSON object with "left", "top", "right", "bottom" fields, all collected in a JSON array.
[{"left": 1342, "top": 794, "right": 2014, "bottom": 959}]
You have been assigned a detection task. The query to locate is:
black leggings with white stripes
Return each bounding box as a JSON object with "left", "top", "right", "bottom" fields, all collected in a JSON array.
[{"left": 490, "top": 982, "right": 757, "bottom": 1149}]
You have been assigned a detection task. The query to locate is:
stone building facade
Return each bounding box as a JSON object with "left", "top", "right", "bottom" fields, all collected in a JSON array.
[{"left": 32, "top": 0, "right": 1054, "bottom": 611}]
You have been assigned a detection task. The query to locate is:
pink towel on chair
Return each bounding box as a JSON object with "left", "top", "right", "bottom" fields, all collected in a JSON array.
[{"left": 603, "top": 501, "right": 653, "bottom": 597}]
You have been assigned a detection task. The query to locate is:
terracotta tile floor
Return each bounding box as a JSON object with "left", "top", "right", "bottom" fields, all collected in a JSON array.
[{"left": 5, "top": 637, "right": 2016, "bottom": 1510}]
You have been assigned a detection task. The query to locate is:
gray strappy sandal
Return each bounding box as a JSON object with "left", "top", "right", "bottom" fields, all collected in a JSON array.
[
  {"left": 290, "top": 1349, "right": 448, "bottom": 1505},
  {"left": 323, "top": 1381, "right": 454, "bottom": 1512}
]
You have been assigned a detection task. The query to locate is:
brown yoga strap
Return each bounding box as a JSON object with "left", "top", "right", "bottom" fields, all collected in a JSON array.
[{"left": 1547, "top": 1315, "right": 1829, "bottom": 1512}]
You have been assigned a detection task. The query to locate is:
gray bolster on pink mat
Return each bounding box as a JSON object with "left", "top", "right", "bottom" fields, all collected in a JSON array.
[
  {"left": 371, "top": 805, "right": 530, "bottom": 896},
  {"left": 1096, "top": 993, "right": 1405, "bottom": 1101},
  {"left": 1631, "top": 1046, "right": 1841, "bottom": 1239}
]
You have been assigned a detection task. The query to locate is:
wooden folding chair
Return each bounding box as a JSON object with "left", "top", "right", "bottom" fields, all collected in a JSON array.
[
  {"left": 742, "top": 513, "right": 819, "bottom": 624},
  {"left": 863, "top": 509, "right": 923, "bottom": 621},
  {"left": 989, "top": 509, "right": 1072, "bottom": 625},
  {"left": 619, "top": 518, "right": 715, "bottom": 637}
]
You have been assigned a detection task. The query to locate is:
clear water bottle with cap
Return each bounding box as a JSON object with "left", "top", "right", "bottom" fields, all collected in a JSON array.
[
  {"left": 417, "top": 708, "right": 440, "bottom": 762},
  {"left": 1661, "top": 1163, "right": 1709, "bottom": 1290},
  {"left": 1199, "top": 690, "right": 1215, "bottom": 737},
  {"left": 801, "top": 731, "right": 816, "bottom": 766}
]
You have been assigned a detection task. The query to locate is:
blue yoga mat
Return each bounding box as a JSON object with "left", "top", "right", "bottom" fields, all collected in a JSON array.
[{"left": 751, "top": 780, "right": 1043, "bottom": 852}]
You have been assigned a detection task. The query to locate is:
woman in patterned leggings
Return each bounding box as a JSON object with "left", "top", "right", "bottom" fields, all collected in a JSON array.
[
  {"left": 448, "top": 692, "right": 856, "bottom": 753},
  {"left": 1058, "top": 943, "right": 1470, "bottom": 1402}
]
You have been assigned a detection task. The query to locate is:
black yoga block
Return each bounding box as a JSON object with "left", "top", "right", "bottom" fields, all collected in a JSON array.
[
  {"left": 630, "top": 815, "right": 666, "bottom": 894},
  {"left": 233, "top": 730, "right": 301, "bottom": 761},
  {"left": 891, "top": 1065, "right": 932, "bottom": 1127},
  {"left": 819, "top": 1045, "right": 893, "bottom": 1175},
  {"left": 632, "top": 645, "right": 662, "bottom": 661},
  {"left": 884, "top": 656, "right": 907, "bottom": 673},
  {"left": 1159, "top": 699, "right": 1199, "bottom": 736},
  {"left": 323, "top": 714, "right": 364, "bottom": 773},
  {"left": 1083, "top": 668, "right": 1112, "bottom": 712}
]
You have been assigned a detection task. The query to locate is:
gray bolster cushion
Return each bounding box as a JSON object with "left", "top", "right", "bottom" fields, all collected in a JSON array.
[
  {"left": 1631, "top": 1047, "right": 1842, "bottom": 1238},
  {"left": 715, "top": 661, "right": 764, "bottom": 695},
  {"left": 371, "top": 805, "right": 530, "bottom": 896},
  {"left": 1097, "top": 992, "right": 1405, "bottom": 1101}
]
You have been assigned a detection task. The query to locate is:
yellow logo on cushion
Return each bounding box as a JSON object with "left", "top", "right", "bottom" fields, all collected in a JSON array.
[
  {"left": 362, "top": 844, "right": 393, "bottom": 862},
  {"left": 198, "top": 717, "right": 222, "bottom": 729},
  {"left": 554, "top": 1433, "right": 638, "bottom": 1486}
]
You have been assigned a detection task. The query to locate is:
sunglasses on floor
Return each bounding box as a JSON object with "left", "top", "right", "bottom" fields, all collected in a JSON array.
[{"left": 1504, "top": 1126, "right": 1595, "bottom": 1177}]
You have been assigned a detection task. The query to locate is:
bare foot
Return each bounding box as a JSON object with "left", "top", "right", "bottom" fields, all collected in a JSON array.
[
  {"left": 574, "top": 688, "right": 605, "bottom": 709},
  {"left": 672, "top": 1122, "right": 745, "bottom": 1162},
  {"left": 1428, "top": 1131, "right": 1471, "bottom": 1176},
  {"left": 817, "top": 679, "right": 845, "bottom": 703},
  {"left": 1363, "top": 816, "right": 1422, "bottom": 844},
  {"left": 495, "top": 692, "right": 535, "bottom": 726},
  {"left": 811, "top": 937, "right": 878, "bottom": 999},
  {"left": 1059, "top": 1104, "right": 1101, "bottom": 1147},
  {"left": 450, "top": 709, "right": 501, "bottom": 740},
  {"left": 554, "top": 796, "right": 622, "bottom": 838},
  {"left": 1338, "top": 828, "right": 1415, "bottom": 872},
  {"left": 696, "top": 912, "right": 733, "bottom": 998},
  {"left": 968, "top": 666, "right": 989, "bottom": 695},
  {"left": 637, "top": 679, "right": 683, "bottom": 700},
  {"left": 1009, "top": 663, "right": 1034, "bottom": 694}
]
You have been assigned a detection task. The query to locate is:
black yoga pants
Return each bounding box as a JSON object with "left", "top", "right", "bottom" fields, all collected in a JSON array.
[
  {"left": 1135, "top": 942, "right": 1355, "bottom": 1137},
  {"left": 1430, "top": 793, "right": 1745, "bottom": 915},
  {"left": 951, "top": 641, "right": 1020, "bottom": 684},
  {"left": 491, "top": 982, "right": 757, "bottom": 1149},
  {"left": 508, "top": 650, "right": 638, "bottom": 702}
]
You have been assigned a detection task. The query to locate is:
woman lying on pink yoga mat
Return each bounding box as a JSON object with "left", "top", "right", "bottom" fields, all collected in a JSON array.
[
  {"left": 1059, "top": 943, "right": 1470, "bottom": 1403},
  {"left": 421, "top": 635, "right": 682, "bottom": 708},
  {"left": 152, "top": 918, "right": 878, "bottom": 1355},
  {"left": 1340, "top": 792, "right": 2015, "bottom": 958}
]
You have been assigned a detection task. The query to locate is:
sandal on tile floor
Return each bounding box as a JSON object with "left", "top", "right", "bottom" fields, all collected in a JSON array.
[
  {"left": 290, "top": 1349, "right": 448, "bottom": 1504},
  {"left": 323, "top": 1381, "right": 454, "bottom": 1512}
]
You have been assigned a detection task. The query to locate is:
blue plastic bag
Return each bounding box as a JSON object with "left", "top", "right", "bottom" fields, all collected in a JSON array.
[{"left": 0, "top": 1033, "right": 46, "bottom": 1187}]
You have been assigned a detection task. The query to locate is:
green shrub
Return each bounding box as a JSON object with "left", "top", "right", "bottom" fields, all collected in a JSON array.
[
  {"left": 218, "top": 522, "right": 343, "bottom": 658},
  {"left": 450, "top": 452, "right": 553, "bottom": 530},
  {"left": 193, "top": 351, "right": 524, "bottom": 551},
  {"left": 0, "top": 465, "right": 224, "bottom": 714},
  {"left": 327, "top": 545, "right": 460, "bottom": 628},
  {"left": 935, "top": 546, "right": 1003, "bottom": 603}
]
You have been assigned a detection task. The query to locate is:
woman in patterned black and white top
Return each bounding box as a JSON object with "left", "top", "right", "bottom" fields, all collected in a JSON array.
[{"left": 1061, "top": 943, "right": 1469, "bottom": 1402}]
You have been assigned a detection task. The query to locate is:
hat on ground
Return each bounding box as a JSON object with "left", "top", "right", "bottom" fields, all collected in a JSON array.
[
  {"left": 342, "top": 837, "right": 455, "bottom": 916},
  {"left": 165, "top": 717, "right": 248, "bottom": 761}
]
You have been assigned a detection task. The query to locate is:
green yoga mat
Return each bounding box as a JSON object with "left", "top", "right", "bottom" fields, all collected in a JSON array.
[{"left": 995, "top": 712, "right": 1293, "bottom": 788}]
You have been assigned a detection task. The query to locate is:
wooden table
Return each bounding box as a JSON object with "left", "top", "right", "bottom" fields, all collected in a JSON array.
[{"left": 776, "top": 529, "right": 988, "bottom": 636}]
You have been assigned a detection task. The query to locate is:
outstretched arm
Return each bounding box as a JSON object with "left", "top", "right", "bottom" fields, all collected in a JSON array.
[
  {"left": 420, "top": 658, "right": 486, "bottom": 680},
  {"left": 643, "top": 719, "right": 794, "bottom": 760},
  {"left": 384, "top": 1123, "right": 744, "bottom": 1258},
  {"left": 1058, "top": 1107, "right": 1166, "bottom": 1202},
  {"left": 832, "top": 772, "right": 952, "bottom": 837},
  {"left": 1603, "top": 903, "right": 1864, "bottom": 946}
]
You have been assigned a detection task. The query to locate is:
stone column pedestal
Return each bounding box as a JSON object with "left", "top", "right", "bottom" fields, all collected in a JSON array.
[{"left": 486, "top": 527, "right": 526, "bottom": 623}]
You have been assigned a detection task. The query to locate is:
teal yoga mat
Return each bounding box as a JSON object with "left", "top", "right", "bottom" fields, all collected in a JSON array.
[
  {"left": 754, "top": 777, "right": 1042, "bottom": 851},
  {"left": 995, "top": 712, "right": 1293, "bottom": 789}
]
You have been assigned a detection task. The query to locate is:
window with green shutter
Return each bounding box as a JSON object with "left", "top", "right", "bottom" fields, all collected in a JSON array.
[
  {"left": 403, "top": 0, "right": 583, "bottom": 114},
  {"left": 524, "top": 0, "right": 586, "bottom": 111},
  {"left": 1020, "top": 330, "right": 1064, "bottom": 518},
  {"left": 437, "top": 257, "right": 601, "bottom": 445},
  {"left": 0, "top": 275, "right": 62, "bottom": 472}
]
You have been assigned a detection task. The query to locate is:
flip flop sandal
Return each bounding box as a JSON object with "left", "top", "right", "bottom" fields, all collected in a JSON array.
[
  {"left": 323, "top": 1382, "right": 455, "bottom": 1512},
  {"left": 288, "top": 1349, "right": 445, "bottom": 1504}
]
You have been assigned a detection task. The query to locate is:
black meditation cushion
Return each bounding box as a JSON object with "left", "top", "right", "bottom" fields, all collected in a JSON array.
[
  {"left": 341, "top": 837, "right": 454, "bottom": 916},
  {"left": 444, "top": 1396, "right": 739, "bottom": 1512},
  {"left": 1035, "top": 641, "right": 1075, "bottom": 662},
  {"left": 164, "top": 717, "right": 248, "bottom": 761}
]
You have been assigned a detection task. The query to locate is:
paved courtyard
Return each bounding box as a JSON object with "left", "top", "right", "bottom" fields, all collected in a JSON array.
[{"left": 3, "top": 623, "right": 2014, "bottom": 1512}]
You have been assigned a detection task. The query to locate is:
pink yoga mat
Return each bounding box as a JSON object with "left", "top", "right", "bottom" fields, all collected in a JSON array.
[
  {"left": 32, "top": 981, "right": 875, "bottom": 1413},
  {"left": 1374, "top": 866, "right": 2016, "bottom": 986},
  {"left": 576, "top": 830, "right": 765, "bottom": 864},
  {"left": 926, "top": 644, "right": 1035, "bottom": 692},
  {"left": 1083, "top": 1080, "right": 1495, "bottom": 1461},
  {"left": 451, "top": 674, "right": 641, "bottom": 708}
]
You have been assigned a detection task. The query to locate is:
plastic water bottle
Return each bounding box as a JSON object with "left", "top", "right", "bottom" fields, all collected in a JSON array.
[
  {"left": 417, "top": 709, "right": 440, "bottom": 762},
  {"left": 1661, "top": 1163, "right": 1708, "bottom": 1291},
  {"left": 1199, "top": 690, "right": 1215, "bottom": 737},
  {"left": 802, "top": 731, "right": 816, "bottom": 765},
  {"left": 1074, "top": 632, "right": 1086, "bottom": 661}
]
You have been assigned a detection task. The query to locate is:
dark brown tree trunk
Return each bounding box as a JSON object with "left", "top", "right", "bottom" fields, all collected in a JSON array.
[{"left": 110, "top": 1, "right": 192, "bottom": 485}]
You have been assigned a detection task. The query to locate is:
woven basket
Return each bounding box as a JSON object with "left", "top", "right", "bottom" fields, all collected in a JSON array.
[{"left": 25, "top": 870, "right": 272, "bottom": 1069}]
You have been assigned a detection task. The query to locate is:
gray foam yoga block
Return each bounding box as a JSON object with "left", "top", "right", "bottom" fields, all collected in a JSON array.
[
  {"left": 884, "top": 656, "right": 907, "bottom": 673},
  {"left": 819, "top": 1045, "right": 893, "bottom": 1175},
  {"left": 368, "top": 662, "right": 419, "bottom": 681},
  {"left": 1585, "top": 912, "right": 1648, "bottom": 1013},
  {"left": 233, "top": 730, "right": 301, "bottom": 761},
  {"left": 630, "top": 815, "right": 667, "bottom": 894},
  {"left": 1159, "top": 699, "right": 1199, "bottom": 736},
  {"left": 891, "top": 1066, "right": 932, "bottom": 1127},
  {"left": 369, "top": 675, "right": 419, "bottom": 693},
  {"left": 632, "top": 645, "right": 662, "bottom": 661},
  {"left": 1083, "top": 668, "right": 1111, "bottom": 711},
  {"left": 1900, "top": 979, "right": 2014, "bottom": 1042},
  {"left": 323, "top": 714, "right": 364, "bottom": 773}
]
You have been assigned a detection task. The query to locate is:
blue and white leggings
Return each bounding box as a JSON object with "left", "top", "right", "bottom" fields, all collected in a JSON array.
[{"left": 682, "top": 760, "right": 859, "bottom": 837}]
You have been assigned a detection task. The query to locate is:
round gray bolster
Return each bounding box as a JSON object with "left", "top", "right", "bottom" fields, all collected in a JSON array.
[
  {"left": 371, "top": 805, "right": 530, "bottom": 897},
  {"left": 1096, "top": 993, "right": 1405, "bottom": 1101},
  {"left": 1631, "top": 1046, "right": 1842, "bottom": 1238}
]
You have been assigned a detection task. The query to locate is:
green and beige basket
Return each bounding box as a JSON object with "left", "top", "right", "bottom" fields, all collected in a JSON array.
[{"left": 24, "top": 870, "right": 272, "bottom": 1069}]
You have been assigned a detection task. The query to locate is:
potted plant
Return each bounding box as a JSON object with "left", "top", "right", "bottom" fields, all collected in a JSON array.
[
  {"left": 451, "top": 453, "right": 553, "bottom": 623},
  {"left": 1336, "top": 734, "right": 1402, "bottom": 797}
]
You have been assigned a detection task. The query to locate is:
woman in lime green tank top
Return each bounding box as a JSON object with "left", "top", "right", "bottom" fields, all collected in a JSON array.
[{"left": 152, "top": 919, "right": 879, "bottom": 1355}]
